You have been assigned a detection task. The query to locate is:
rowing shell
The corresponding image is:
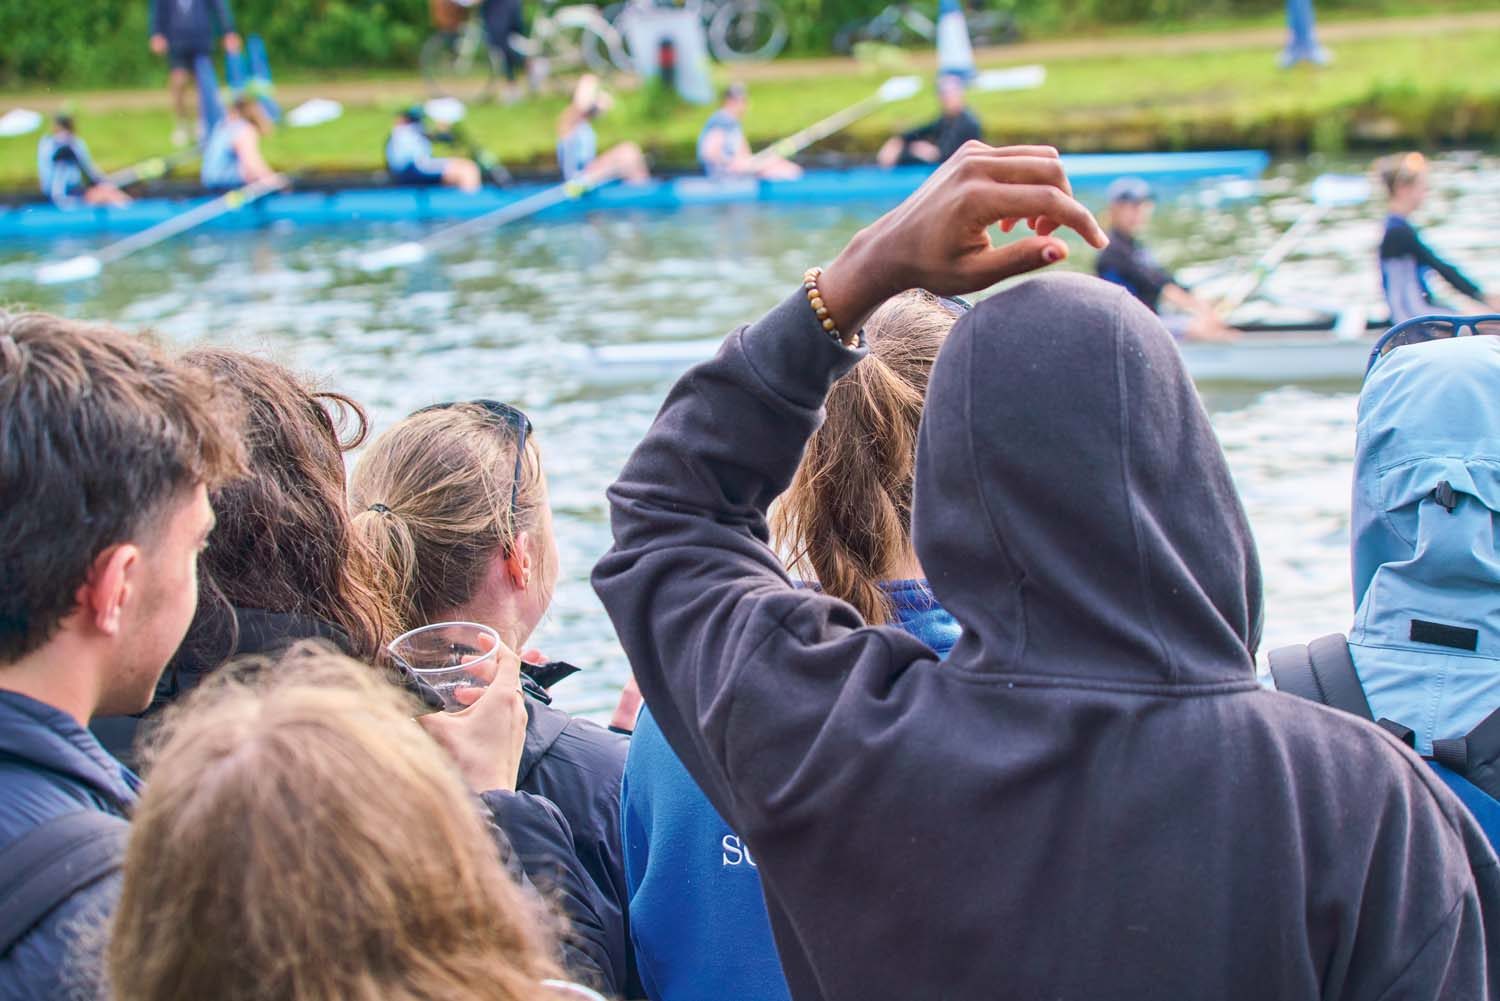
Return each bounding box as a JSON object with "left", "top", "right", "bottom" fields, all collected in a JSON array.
[
  {"left": 2, "top": 152, "right": 1269, "bottom": 240},
  {"left": 582, "top": 314, "right": 1384, "bottom": 388}
]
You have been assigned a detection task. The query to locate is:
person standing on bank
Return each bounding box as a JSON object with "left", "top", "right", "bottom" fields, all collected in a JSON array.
[
  {"left": 149, "top": 0, "right": 240, "bottom": 147},
  {"left": 876, "top": 73, "right": 981, "bottom": 169},
  {"left": 1095, "top": 176, "right": 1238, "bottom": 342},
  {"left": 593, "top": 144, "right": 1499, "bottom": 999}
]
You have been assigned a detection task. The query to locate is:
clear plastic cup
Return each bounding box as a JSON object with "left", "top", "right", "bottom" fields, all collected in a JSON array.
[{"left": 387, "top": 621, "right": 500, "bottom": 712}]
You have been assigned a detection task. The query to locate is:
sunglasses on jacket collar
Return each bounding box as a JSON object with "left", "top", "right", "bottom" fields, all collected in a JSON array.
[{"left": 1367, "top": 314, "right": 1500, "bottom": 376}]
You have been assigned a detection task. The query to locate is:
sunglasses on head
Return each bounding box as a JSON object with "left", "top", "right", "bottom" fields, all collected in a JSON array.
[
  {"left": 1367, "top": 314, "right": 1500, "bottom": 376},
  {"left": 413, "top": 398, "right": 532, "bottom": 542}
]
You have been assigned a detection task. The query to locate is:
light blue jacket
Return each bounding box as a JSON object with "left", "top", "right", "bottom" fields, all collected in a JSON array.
[
  {"left": 1351, "top": 334, "right": 1500, "bottom": 834},
  {"left": 621, "top": 580, "right": 959, "bottom": 1001}
]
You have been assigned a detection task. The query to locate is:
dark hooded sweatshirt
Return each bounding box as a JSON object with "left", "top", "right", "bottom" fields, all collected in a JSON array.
[{"left": 593, "top": 272, "right": 1500, "bottom": 1000}]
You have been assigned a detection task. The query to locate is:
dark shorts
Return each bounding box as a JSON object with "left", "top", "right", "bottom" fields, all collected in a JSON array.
[
  {"left": 168, "top": 48, "right": 210, "bottom": 71},
  {"left": 390, "top": 163, "right": 448, "bottom": 186}
]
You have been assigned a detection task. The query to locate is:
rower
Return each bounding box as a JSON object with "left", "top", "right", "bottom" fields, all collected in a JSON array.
[
  {"left": 200, "top": 97, "right": 279, "bottom": 190},
  {"left": 36, "top": 114, "right": 130, "bottom": 209},
  {"left": 557, "top": 74, "right": 649, "bottom": 185},
  {"left": 876, "top": 73, "right": 981, "bottom": 169},
  {"left": 697, "top": 84, "right": 801, "bottom": 181},
  {"left": 1378, "top": 152, "right": 1498, "bottom": 323},
  {"left": 385, "top": 106, "right": 482, "bottom": 193},
  {"left": 1095, "top": 177, "right": 1237, "bottom": 343}
]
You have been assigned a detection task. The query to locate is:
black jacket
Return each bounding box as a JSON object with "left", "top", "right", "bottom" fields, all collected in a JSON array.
[
  {"left": 519, "top": 699, "right": 635, "bottom": 997},
  {"left": 594, "top": 273, "right": 1500, "bottom": 1000}
]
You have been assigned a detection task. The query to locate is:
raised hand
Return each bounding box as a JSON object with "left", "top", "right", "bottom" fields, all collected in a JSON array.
[{"left": 819, "top": 142, "right": 1108, "bottom": 334}]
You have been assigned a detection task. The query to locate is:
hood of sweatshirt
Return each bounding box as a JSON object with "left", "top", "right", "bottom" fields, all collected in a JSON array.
[
  {"left": 911, "top": 272, "right": 1262, "bottom": 686},
  {"left": 1348, "top": 334, "right": 1500, "bottom": 749}
]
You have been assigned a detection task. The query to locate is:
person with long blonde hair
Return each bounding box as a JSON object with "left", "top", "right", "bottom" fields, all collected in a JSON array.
[
  {"left": 619, "top": 291, "right": 962, "bottom": 1001},
  {"left": 107, "top": 644, "right": 606, "bottom": 1001},
  {"left": 350, "top": 401, "right": 635, "bottom": 997}
]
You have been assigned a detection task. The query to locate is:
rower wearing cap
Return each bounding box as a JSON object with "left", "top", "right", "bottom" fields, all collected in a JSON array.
[
  {"left": 385, "top": 106, "right": 482, "bottom": 193},
  {"left": 1095, "top": 177, "right": 1237, "bottom": 343},
  {"left": 37, "top": 114, "right": 130, "bottom": 208},
  {"left": 696, "top": 84, "right": 801, "bottom": 181},
  {"left": 1378, "top": 152, "right": 1499, "bottom": 323},
  {"left": 557, "top": 74, "right": 650, "bottom": 185},
  {"left": 876, "top": 73, "right": 981, "bottom": 169}
]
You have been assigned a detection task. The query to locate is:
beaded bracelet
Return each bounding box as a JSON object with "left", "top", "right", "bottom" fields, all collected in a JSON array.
[{"left": 803, "top": 267, "right": 858, "bottom": 349}]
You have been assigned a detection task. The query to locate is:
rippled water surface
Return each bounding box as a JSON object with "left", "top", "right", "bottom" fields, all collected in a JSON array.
[{"left": 5, "top": 154, "right": 1497, "bottom": 717}]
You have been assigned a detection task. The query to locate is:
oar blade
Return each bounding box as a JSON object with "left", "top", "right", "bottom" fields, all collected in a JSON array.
[
  {"left": 0, "top": 108, "right": 42, "bottom": 137},
  {"left": 359, "top": 241, "right": 428, "bottom": 272},
  {"left": 973, "top": 64, "right": 1047, "bottom": 92},
  {"left": 877, "top": 75, "right": 924, "bottom": 103},
  {"left": 35, "top": 255, "right": 102, "bottom": 285},
  {"left": 1310, "top": 173, "right": 1371, "bottom": 207},
  {"left": 286, "top": 98, "right": 344, "bottom": 128}
]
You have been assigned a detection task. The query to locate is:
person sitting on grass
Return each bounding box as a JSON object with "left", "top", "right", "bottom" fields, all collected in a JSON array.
[
  {"left": 557, "top": 74, "right": 650, "bottom": 186},
  {"left": 1095, "top": 176, "right": 1238, "bottom": 342},
  {"left": 592, "top": 143, "right": 1500, "bottom": 999},
  {"left": 622, "top": 289, "right": 963, "bottom": 1001},
  {"left": 0, "top": 309, "right": 243, "bottom": 1000},
  {"left": 200, "top": 96, "right": 280, "bottom": 190},
  {"left": 37, "top": 114, "right": 131, "bottom": 209},
  {"left": 876, "top": 73, "right": 981, "bottom": 170},
  {"left": 697, "top": 84, "right": 801, "bottom": 181},
  {"left": 385, "top": 106, "right": 482, "bottom": 193},
  {"left": 1378, "top": 152, "right": 1500, "bottom": 323},
  {"left": 105, "top": 646, "right": 609, "bottom": 1001}
]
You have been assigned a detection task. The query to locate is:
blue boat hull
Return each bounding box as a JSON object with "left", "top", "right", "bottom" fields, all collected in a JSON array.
[{"left": 3, "top": 151, "right": 1268, "bottom": 239}]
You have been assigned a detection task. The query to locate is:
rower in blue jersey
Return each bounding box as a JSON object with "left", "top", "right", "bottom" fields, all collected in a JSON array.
[
  {"left": 557, "top": 74, "right": 649, "bottom": 185},
  {"left": 200, "top": 97, "right": 279, "bottom": 190},
  {"left": 36, "top": 115, "right": 130, "bottom": 208},
  {"left": 1378, "top": 152, "right": 1498, "bottom": 323},
  {"left": 385, "top": 106, "right": 482, "bottom": 193},
  {"left": 1094, "top": 177, "right": 1237, "bottom": 342},
  {"left": 696, "top": 84, "right": 801, "bottom": 180}
]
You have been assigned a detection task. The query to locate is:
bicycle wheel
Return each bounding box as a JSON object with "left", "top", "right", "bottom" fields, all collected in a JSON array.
[
  {"left": 420, "top": 27, "right": 501, "bottom": 100},
  {"left": 548, "top": 7, "right": 633, "bottom": 76},
  {"left": 708, "top": 0, "right": 787, "bottom": 61}
]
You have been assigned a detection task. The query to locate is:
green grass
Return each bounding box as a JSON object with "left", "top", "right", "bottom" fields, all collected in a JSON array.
[{"left": 2, "top": 25, "right": 1497, "bottom": 190}]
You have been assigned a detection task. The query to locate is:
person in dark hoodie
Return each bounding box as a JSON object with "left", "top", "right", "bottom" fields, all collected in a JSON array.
[
  {"left": 0, "top": 309, "right": 244, "bottom": 1000},
  {"left": 592, "top": 143, "right": 1500, "bottom": 999},
  {"left": 350, "top": 404, "right": 636, "bottom": 999},
  {"left": 623, "top": 290, "right": 963, "bottom": 1001}
]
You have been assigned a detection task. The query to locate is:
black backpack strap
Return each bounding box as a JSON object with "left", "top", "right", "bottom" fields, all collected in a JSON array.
[
  {"left": 1267, "top": 633, "right": 1376, "bottom": 721},
  {"left": 1433, "top": 705, "right": 1500, "bottom": 801},
  {"left": 0, "top": 809, "right": 128, "bottom": 957}
]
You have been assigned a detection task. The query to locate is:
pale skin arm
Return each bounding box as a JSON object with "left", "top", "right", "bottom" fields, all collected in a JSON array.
[
  {"left": 232, "top": 128, "right": 276, "bottom": 185},
  {"left": 1161, "top": 284, "right": 1239, "bottom": 342}
]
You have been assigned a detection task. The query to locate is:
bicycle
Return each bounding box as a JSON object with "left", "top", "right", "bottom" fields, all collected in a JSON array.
[
  {"left": 607, "top": 0, "right": 787, "bottom": 63},
  {"left": 832, "top": 0, "right": 1018, "bottom": 56},
  {"left": 421, "top": 0, "right": 631, "bottom": 101}
]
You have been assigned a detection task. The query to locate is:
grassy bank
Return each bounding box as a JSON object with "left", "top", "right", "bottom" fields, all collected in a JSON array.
[{"left": 2, "top": 20, "right": 1496, "bottom": 190}]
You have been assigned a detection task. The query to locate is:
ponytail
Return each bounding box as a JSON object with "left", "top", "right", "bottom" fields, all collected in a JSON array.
[
  {"left": 772, "top": 291, "right": 955, "bottom": 625},
  {"left": 349, "top": 505, "right": 424, "bottom": 644}
]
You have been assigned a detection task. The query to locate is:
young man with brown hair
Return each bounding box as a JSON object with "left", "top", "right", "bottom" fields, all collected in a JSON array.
[{"left": 0, "top": 311, "right": 243, "bottom": 999}]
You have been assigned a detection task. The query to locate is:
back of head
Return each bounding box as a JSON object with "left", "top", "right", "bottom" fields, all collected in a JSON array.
[
  {"left": 180, "top": 348, "right": 386, "bottom": 659},
  {"left": 0, "top": 312, "right": 242, "bottom": 665},
  {"left": 773, "top": 291, "right": 957, "bottom": 624},
  {"left": 110, "top": 645, "right": 560, "bottom": 1001},
  {"left": 912, "top": 273, "right": 1261, "bottom": 683},
  {"left": 350, "top": 404, "right": 542, "bottom": 635}
]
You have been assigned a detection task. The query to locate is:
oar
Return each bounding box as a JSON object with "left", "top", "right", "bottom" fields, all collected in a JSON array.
[
  {"left": 35, "top": 176, "right": 288, "bottom": 285},
  {"left": 450, "top": 123, "right": 513, "bottom": 185},
  {"left": 104, "top": 148, "right": 200, "bottom": 188},
  {"left": 358, "top": 168, "right": 622, "bottom": 272},
  {"left": 1217, "top": 173, "right": 1371, "bottom": 317},
  {"left": 751, "top": 75, "right": 923, "bottom": 164}
]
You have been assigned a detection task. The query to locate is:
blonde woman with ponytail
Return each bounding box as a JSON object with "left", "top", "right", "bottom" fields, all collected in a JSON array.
[
  {"left": 619, "top": 290, "right": 962, "bottom": 1001},
  {"left": 350, "top": 401, "right": 636, "bottom": 998}
]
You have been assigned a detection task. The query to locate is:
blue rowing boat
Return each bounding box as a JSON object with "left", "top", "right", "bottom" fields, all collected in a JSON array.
[{"left": 2, "top": 151, "right": 1269, "bottom": 240}]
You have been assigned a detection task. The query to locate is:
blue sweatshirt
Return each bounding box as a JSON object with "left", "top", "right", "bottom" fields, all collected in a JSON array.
[{"left": 621, "top": 581, "right": 959, "bottom": 1001}]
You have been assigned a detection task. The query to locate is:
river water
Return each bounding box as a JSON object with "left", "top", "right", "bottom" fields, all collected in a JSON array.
[{"left": 5, "top": 153, "right": 1497, "bottom": 718}]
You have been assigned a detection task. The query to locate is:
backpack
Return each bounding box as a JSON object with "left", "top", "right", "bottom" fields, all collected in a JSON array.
[
  {"left": 0, "top": 809, "right": 128, "bottom": 957},
  {"left": 1269, "top": 634, "right": 1500, "bottom": 847}
]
